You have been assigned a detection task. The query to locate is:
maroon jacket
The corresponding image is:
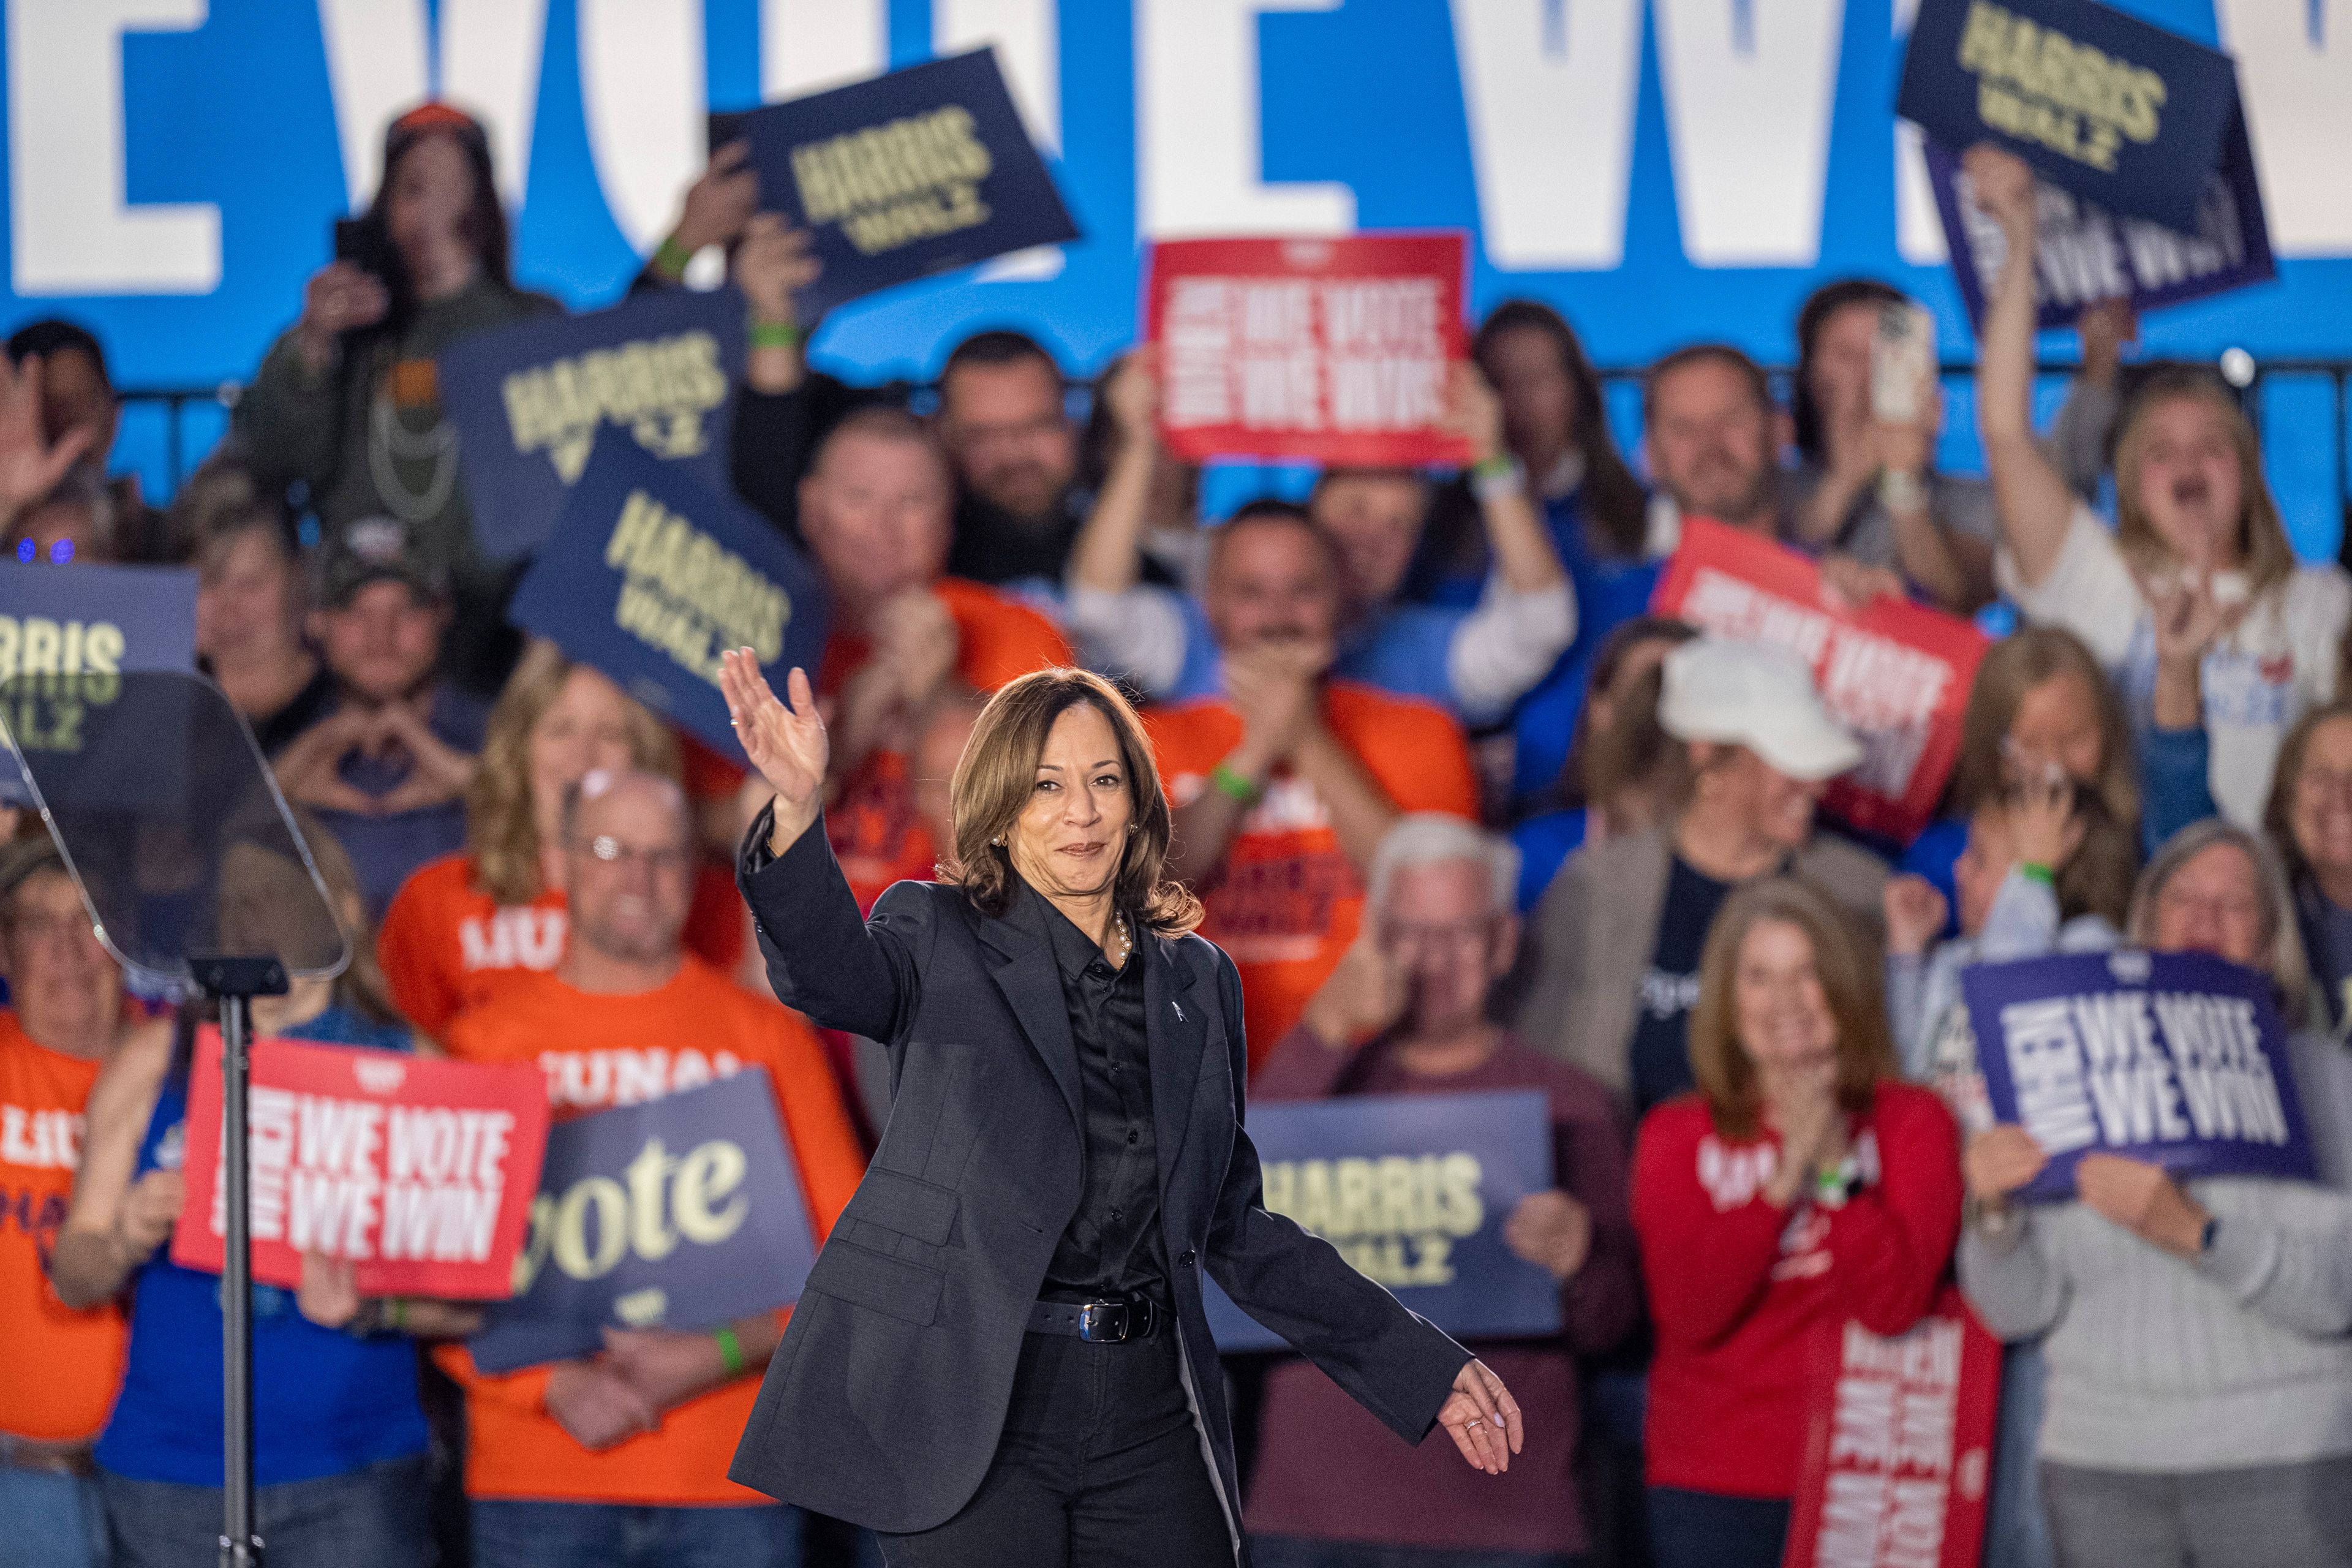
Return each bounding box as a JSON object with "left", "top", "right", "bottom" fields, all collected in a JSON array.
[{"left": 1245, "top": 1023, "right": 1640, "bottom": 1556}]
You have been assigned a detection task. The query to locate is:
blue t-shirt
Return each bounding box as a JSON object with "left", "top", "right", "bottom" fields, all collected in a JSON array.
[
  {"left": 1419, "top": 487, "right": 1661, "bottom": 800},
  {"left": 1332, "top": 603, "right": 1468, "bottom": 713},
  {"left": 94, "top": 1006, "right": 431, "bottom": 1489}
]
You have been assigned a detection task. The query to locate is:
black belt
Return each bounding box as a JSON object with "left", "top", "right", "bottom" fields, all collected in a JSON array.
[{"left": 1027, "top": 1294, "right": 1164, "bottom": 1343}]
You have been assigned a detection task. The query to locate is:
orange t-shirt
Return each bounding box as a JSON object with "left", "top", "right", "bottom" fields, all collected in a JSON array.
[
  {"left": 0, "top": 1012, "right": 125, "bottom": 1443},
  {"left": 821, "top": 577, "right": 1072, "bottom": 911},
  {"left": 1144, "top": 682, "right": 1479, "bottom": 1071},
  {"left": 434, "top": 957, "right": 866, "bottom": 1505},
  {"left": 377, "top": 854, "right": 568, "bottom": 1041},
  {"left": 379, "top": 854, "right": 752, "bottom": 1039}
]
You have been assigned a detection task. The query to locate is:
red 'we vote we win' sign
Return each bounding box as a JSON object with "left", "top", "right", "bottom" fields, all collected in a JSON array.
[
  {"left": 172, "top": 1033, "right": 550, "bottom": 1298},
  {"left": 1145, "top": 232, "right": 1472, "bottom": 467}
]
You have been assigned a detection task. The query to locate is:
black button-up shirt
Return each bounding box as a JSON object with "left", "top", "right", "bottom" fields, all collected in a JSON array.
[{"left": 1030, "top": 881, "right": 1170, "bottom": 1307}]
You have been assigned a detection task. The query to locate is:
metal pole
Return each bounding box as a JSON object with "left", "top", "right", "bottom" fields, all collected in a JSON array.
[{"left": 219, "top": 995, "right": 263, "bottom": 1568}]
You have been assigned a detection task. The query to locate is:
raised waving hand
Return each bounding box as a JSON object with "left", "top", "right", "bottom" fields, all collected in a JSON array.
[{"left": 718, "top": 650, "right": 830, "bottom": 854}]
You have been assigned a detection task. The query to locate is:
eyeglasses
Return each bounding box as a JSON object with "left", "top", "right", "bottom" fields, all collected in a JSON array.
[{"left": 575, "top": 835, "right": 693, "bottom": 876}]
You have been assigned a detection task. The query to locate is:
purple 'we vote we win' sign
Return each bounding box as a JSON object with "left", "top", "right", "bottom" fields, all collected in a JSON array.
[{"left": 1959, "top": 951, "right": 2315, "bottom": 1202}]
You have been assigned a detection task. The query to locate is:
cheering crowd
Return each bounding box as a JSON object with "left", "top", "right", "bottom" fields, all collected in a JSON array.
[{"left": 7, "top": 101, "right": 2352, "bottom": 1568}]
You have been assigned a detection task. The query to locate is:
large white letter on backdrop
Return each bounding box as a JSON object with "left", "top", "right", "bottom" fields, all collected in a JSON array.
[
  {"left": 1136, "top": 0, "right": 1354, "bottom": 240},
  {"left": 1890, "top": 0, "right": 1947, "bottom": 263},
  {"left": 2214, "top": 0, "right": 2352, "bottom": 254},
  {"left": 938, "top": 0, "right": 1064, "bottom": 279},
  {"left": 1653, "top": 0, "right": 1845, "bottom": 266},
  {"left": 761, "top": 0, "right": 886, "bottom": 99},
  {"left": 317, "top": 0, "right": 548, "bottom": 210},
  {"left": 1451, "top": 0, "right": 1644, "bottom": 270},
  {"left": 8, "top": 0, "right": 219, "bottom": 294},
  {"left": 579, "top": 0, "right": 705, "bottom": 254}
]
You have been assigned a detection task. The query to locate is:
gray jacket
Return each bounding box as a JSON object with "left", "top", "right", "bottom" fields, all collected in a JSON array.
[{"left": 1507, "top": 824, "right": 1888, "bottom": 1105}]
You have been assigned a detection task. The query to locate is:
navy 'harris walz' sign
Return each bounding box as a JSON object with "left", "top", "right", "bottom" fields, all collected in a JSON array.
[
  {"left": 722, "top": 48, "right": 1080, "bottom": 319},
  {"left": 437, "top": 287, "right": 748, "bottom": 565},
  {"left": 1206, "top": 1090, "right": 1558, "bottom": 1354},
  {"left": 1960, "top": 950, "right": 2315, "bottom": 1203},
  {"left": 1897, "top": 0, "right": 2247, "bottom": 235},
  {"left": 470, "top": 1069, "right": 820, "bottom": 1374},
  {"left": 506, "top": 432, "right": 827, "bottom": 758}
]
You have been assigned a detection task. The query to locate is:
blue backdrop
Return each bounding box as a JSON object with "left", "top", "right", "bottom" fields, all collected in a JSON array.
[{"left": 2, "top": 0, "right": 2345, "bottom": 535}]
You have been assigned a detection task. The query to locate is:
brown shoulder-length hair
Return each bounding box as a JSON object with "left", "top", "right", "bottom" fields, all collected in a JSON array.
[
  {"left": 940, "top": 668, "right": 1201, "bottom": 934},
  {"left": 2114, "top": 369, "right": 2296, "bottom": 598},
  {"left": 1950, "top": 625, "right": 2139, "bottom": 927},
  {"left": 467, "top": 643, "right": 680, "bottom": 904},
  {"left": 218, "top": 809, "right": 404, "bottom": 1030},
  {"left": 2264, "top": 698, "right": 2352, "bottom": 894},
  {"left": 1687, "top": 876, "right": 1899, "bottom": 1140}
]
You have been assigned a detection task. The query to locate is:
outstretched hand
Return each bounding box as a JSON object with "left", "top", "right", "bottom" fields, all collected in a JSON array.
[
  {"left": 1436, "top": 1359, "right": 1523, "bottom": 1474},
  {"left": 718, "top": 650, "right": 829, "bottom": 853}
]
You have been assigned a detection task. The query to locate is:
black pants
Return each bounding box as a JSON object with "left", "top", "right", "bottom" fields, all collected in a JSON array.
[{"left": 876, "top": 1327, "right": 1231, "bottom": 1567}]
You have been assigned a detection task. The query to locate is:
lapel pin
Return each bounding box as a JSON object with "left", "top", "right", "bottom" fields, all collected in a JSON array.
[{"left": 1171, "top": 1000, "right": 1185, "bottom": 1022}]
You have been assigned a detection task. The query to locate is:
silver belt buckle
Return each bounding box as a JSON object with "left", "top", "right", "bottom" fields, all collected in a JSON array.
[{"left": 1079, "top": 1300, "right": 1129, "bottom": 1342}]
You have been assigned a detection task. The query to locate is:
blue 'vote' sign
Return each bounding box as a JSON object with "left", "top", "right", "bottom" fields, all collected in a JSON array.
[
  {"left": 470, "top": 1069, "right": 820, "bottom": 1374},
  {"left": 507, "top": 432, "right": 827, "bottom": 758},
  {"left": 1960, "top": 950, "right": 2315, "bottom": 1202},
  {"left": 437, "top": 287, "right": 749, "bottom": 565},
  {"left": 723, "top": 48, "right": 1080, "bottom": 320},
  {"left": 1897, "top": 0, "right": 2245, "bottom": 234},
  {"left": 1205, "top": 1090, "right": 1558, "bottom": 1354}
]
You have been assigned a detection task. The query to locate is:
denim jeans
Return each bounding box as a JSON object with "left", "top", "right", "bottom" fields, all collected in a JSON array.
[
  {"left": 1248, "top": 1536, "right": 1583, "bottom": 1568},
  {"left": 0, "top": 1464, "right": 108, "bottom": 1568},
  {"left": 470, "top": 1498, "right": 808, "bottom": 1568},
  {"left": 1984, "top": 1342, "right": 2054, "bottom": 1568},
  {"left": 99, "top": 1453, "right": 431, "bottom": 1568}
]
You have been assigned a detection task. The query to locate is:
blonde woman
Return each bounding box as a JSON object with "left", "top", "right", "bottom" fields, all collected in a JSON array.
[
  {"left": 1967, "top": 143, "right": 2351, "bottom": 826},
  {"left": 375, "top": 643, "right": 676, "bottom": 1036}
]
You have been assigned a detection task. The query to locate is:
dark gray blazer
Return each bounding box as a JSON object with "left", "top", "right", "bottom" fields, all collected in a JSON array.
[{"left": 727, "top": 814, "right": 1469, "bottom": 1541}]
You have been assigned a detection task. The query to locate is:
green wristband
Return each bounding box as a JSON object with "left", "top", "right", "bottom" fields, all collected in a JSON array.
[
  {"left": 1469, "top": 453, "right": 1516, "bottom": 482},
  {"left": 2018, "top": 862, "right": 2056, "bottom": 887},
  {"left": 652, "top": 235, "right": 693, "bottom": 279},
  {"left": 1209, "top": 761, "right": 1261, "bottom": 805},
  {"left": 712, "top": 1322, "right": 745, "bottom": 1378},
  {"left": 749, "top": 320, "right": 803, "bottom": 350}
]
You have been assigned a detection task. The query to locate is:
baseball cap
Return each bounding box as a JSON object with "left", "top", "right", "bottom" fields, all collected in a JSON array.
[
  {"left": 1657, "top": 638, "right": 1861, "bottom": 783},
  {"left": 318, "top": 518, "right": 450, "bottom": 608},
  {"left": 0, "top": 836, "right": 67, "bottom": 905}
]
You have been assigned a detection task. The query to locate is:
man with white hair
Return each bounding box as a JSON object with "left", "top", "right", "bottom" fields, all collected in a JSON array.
[
  {"left": 436, "top": 768, "right": 869, "bottom": 1568},
  {"left": 1246, "top": 814, "right": 1640, "bottom": 1567}
]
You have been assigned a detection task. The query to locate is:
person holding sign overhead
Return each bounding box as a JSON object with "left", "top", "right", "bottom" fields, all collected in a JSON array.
[
  {"left": 718, "top": 655, "right": 1521, "bottom": 1566},
  {"left": 1959, "top": 820, "right": 2352, "bottom": 1568},
  {"left": 1967, "top": 142, "right": 2352, "bottom": 829},
  {"left": 1632, "top": 876, "right": 1962, "bottom": 1568}
]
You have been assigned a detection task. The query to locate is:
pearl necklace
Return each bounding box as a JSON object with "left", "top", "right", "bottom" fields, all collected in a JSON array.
[{"left": 1111, "top": 913, "right": 1132, "bottom": 968}]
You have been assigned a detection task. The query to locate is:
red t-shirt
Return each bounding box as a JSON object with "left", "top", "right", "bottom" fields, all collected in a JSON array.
[
  {"left": 1142, "top": 682, "right": 1478, "bottom": 1069},
  {"left": 434, "top": 959, "right": 867, "bottom": 1505},
  {"left": 1632, "top": 1081, "right": 1961, "bottom": 1499},
  {"left": 0, "top": 1012, "right": 124, "bottom": 1443},
  {"left": 821, "top": 578, "right": 1071, "bottom": 912}
]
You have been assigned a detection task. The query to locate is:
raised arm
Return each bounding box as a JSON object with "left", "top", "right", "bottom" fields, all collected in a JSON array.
[
  {"left": 53, "top": 1024, "right": 176, "bottom": 1311},
  {"left": 720, "top": 652, "right": 925, "bottom": 1042},
  {"left": 1965, "top": 144, "right": 2079, "bottom": 590},
  {"left": 1064, "top": 351, "right": 1194, "bottom": 694},
  {"left": 1445, "top": 363, "right": 1576, "bottom": 721}
]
